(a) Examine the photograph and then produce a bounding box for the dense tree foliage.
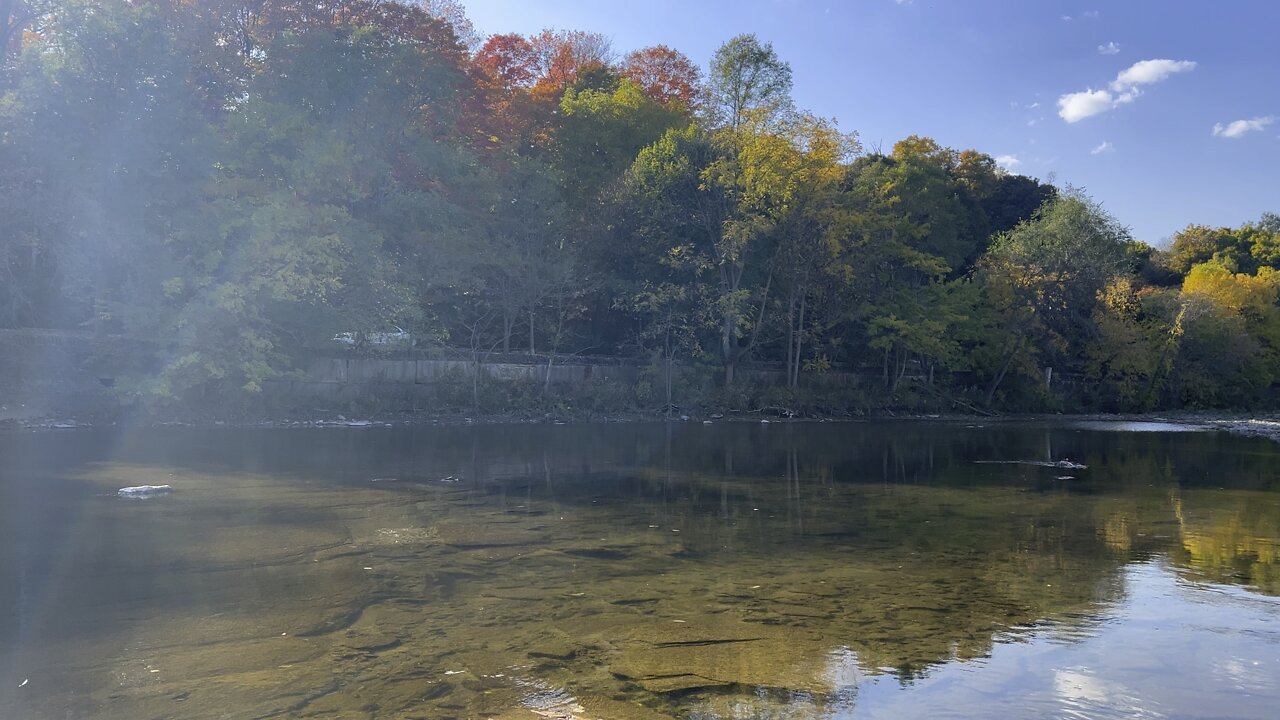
[2,0,1276,411]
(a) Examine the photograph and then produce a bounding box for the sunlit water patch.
[1066,420,1208,433]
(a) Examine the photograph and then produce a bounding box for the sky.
[459,0,1279,246]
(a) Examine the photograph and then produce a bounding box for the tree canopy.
[2,0,1275,413]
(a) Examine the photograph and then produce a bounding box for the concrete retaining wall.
[0,329,880,418]
[302,357,642,386]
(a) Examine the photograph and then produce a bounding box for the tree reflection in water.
[0,421,1277,719]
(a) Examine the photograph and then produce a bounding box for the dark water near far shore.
[1,421,1278,719]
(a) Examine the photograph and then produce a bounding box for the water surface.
[1,421,1278,719]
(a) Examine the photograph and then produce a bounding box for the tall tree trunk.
[791,292,807,389]
[717,257,734,386]
[985,332,1027,407]
[785,291,796,389]
[725,266,774,388]
[665,354,673,418]
[895,350,909,391]
[528,310,535,355]
[721,309,734,385]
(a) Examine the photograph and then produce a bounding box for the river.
[1,421,1277,719]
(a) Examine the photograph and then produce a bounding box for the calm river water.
[1,421,1278,719]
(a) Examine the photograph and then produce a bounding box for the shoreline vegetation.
[4,2,1280,424]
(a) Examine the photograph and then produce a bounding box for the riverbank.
[7,329,1280,440]
[7,407,1280,445]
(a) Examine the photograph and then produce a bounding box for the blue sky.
[460,0,1278,246]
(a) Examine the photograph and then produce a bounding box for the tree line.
[2,0,1278,411]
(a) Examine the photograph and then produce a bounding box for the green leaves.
[555,77,683,215]
[708,33,793,129]
[975,193,1135,405]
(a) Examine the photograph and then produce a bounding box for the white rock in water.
[118,485,173,498]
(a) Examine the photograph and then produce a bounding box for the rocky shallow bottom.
[6,460,1129,719]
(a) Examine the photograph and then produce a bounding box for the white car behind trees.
[332,326,413,347]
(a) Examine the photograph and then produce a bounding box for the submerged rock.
[117,485,173,498]
[611,616,829,694]
[517,679,584,719]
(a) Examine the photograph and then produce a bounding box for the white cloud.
[1097,41,1120,55]
[1056,669,1109,705]
[1112,59,1196,90]
[1060,14,1072,21]
[1083,10,1100,19]
[995,154,1021,170]
[1212,116,1275,138]
[1058,89,1115,122]
[1057,58,1197,122]
[1091,141,1114,155]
